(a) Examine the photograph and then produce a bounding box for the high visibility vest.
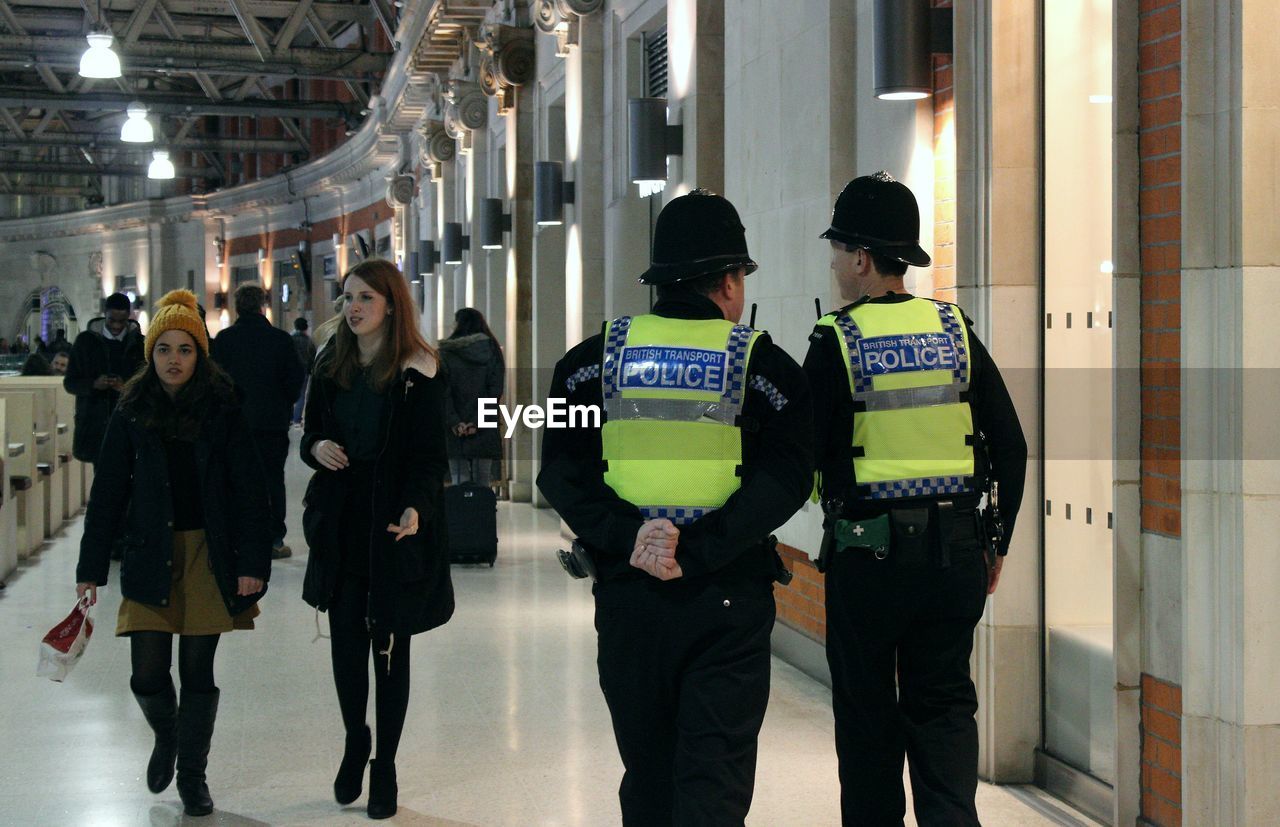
[600,314,762,524]
[816,297,975,500]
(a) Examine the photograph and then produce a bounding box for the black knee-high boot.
[132,677,178,793]
[176,687,219,817]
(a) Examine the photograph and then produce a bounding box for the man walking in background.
[211,284,305,559]
[64,292,144,465]
[290,317,317,425]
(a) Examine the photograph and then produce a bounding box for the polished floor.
[0,446,1101,826]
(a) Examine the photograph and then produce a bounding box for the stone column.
[508,83,536,503]
[667,0,725,192]
[530,93,567,509]
[568,11,605,346]
[1180,0,1280,821]
[956,0,1044,783]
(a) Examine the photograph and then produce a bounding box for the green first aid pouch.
[835,515,891,557]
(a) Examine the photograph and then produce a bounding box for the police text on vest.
[856,333,958,376]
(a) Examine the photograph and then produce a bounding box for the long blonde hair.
[324,259,435,392]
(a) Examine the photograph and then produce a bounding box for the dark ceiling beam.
[0,34,391,80]
[0,185,92,196]
[273,0,315,52]
[0,89,354,120]
[0,161,215,177]
[225,0,274,62]
[305,8,368,106]
[0,133,305,153]
[6,0,369,23]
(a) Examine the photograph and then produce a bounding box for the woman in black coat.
[76,290,272,817]
[439,307,505,486]
[300,259,453,820]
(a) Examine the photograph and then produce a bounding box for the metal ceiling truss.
[0,0,395,203]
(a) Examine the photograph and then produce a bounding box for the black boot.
[176,687,219,817]
[334,724,372,805]
[132,678,178,794]
[366,759,397,820]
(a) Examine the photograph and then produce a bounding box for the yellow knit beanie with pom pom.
[144,289,209,361]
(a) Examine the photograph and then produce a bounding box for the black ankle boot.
[334,725,372,805]
[176,687,219,817]
[132,679,178,794]
[366,759,397,820]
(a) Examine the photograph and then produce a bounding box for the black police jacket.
[210,313,306,432]
[537,294,814,595]
[75,398,273,614]
[804,292,1028,554]
[299,355,455,637]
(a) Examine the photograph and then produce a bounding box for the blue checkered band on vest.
[638,505,714,525]
[722,324,753,407]
[932,301,969,383]
[565,363,601,393]
[833,312,873,394]
[749,374,788,411]
[601,316,633,401]
[865,476,970,500]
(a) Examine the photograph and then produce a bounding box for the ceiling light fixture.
[873,0,952,101]
[120,101,153,143]
[147,149,174,180]
[79,31,122,79]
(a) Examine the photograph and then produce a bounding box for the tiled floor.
[0,446,1103,826]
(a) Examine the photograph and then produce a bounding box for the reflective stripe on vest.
[817,297,975,500]
[600,314,760,524]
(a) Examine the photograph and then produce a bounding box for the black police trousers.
[825,538,989,826]
[594,582,775,826]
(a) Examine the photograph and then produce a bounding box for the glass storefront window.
[1043,0,1115,788]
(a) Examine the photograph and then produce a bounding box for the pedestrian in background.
[210,284,305,559]
[64,292,144,465]
[439,307,505,486]
[291,317,318,425]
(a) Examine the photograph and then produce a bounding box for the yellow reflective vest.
[600,314,762,524]
[816,296,975,500]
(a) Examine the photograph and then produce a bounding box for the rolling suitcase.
[445,477,498,566]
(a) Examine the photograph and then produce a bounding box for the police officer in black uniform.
[805,173,1027,825]
[537,190,813,826]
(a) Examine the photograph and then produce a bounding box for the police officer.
[805,172,1027,825]
[537,190,813,826]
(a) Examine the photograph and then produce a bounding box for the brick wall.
[1140,674,1182,826]
[1138,0,1183,822]
[775,542,826,642]
[1138,0,1181,539]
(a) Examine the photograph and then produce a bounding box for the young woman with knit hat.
[300,259,453,819]
[75,289,273,818]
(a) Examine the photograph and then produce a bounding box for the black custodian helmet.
[820,171,931,267]
[639,189,759,285]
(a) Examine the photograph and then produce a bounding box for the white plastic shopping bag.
[37,595,95,682]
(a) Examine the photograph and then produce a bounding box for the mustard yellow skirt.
[117,529,259,636]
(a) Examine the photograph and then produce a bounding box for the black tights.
[328,577,411,763]
[130,631,220,695]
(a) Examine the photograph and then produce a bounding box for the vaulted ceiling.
[0,0,400,216]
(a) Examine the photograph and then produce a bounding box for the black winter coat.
[63,318,144,463]
[75,398,274,614]
[439,333,505,461]
[300,357,454,637]
[210,313,306,431]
